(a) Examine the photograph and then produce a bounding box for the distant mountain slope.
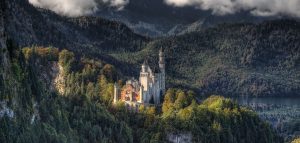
[3,0,150,77]
[111,20,300,97]
[5,0,147,54]
[3,0,300,97]
[96,0,275,37]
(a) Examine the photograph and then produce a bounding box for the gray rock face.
[0,101,14,118]
[167,132,192,143]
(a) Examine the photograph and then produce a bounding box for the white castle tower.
[113,82,119,104]
[113,48,166,106]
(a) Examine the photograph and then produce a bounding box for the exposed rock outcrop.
[0,101,14,118]
[167,132,192,143]
[54,63,66,95]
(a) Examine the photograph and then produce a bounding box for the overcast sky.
[28,0,129,17]
[29,0,300,18]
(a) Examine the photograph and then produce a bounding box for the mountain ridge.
[2,0,300,97]
[0,1,291,142]
[111,19,300,97]
[96,0,282,37]
[5,0,148,53]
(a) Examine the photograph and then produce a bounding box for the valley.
[232,97,300,141]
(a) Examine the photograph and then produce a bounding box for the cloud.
[103,0,129,10]
[28,0,129,17]
[164,0,300,17]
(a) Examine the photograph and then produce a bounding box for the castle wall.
[114,49,165,106]
[140,72,149,91]
[113,83,119,104]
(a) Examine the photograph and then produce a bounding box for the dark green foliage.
[59,49,75,73]
[2,0,295,141]
[22,47,59,62]
[111,20,300,97]
[0,46,283,143]
[0,46,132,143]
[4,0,300,98]
[159,92,283,143]
[110,89,282,143]
[281,119,300,142]
[6,0,300,97]
[0,96,133,143]
[5,0,148,59]
[292,138,300,143]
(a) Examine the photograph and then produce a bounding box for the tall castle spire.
[113,48,166,106]
[113,82,119,104]
[159,47,166,94]
[159,47,165,70]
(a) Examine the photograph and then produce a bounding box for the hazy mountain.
[5,0,147,53]
[3,0,300,98]
[96,0,275,37]
[111,20,300,97]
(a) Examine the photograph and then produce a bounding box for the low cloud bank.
[164,0,300,17]
[28,0,129,17]
[28,0,300,18]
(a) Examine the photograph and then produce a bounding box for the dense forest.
[111,20,300,97]
[0,0,299,142]
[0,41,133,142]
[3,0,300,98]
[0,38,282,142]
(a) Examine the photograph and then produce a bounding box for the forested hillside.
[3,0,300,97]
[4,0,147,57]
[0,0,296,142]
[0,43,282,142]
[0,41,133,142]
[112,20,300,97]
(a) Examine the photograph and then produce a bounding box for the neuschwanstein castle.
[113,48,166,106]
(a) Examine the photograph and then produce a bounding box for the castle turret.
[139,85,144,103]
[159,47,166,94]
[141,61,147,72]
[140,60,150,91]
[153,75,160,104]
[159,48,165,70]
[113,83,119,104]
[113,48,166,106]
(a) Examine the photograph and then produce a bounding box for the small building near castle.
[114,48,166,107]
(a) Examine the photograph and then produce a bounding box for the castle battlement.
[114,48,166,107]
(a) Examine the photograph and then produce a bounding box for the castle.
[113,48,165,107]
